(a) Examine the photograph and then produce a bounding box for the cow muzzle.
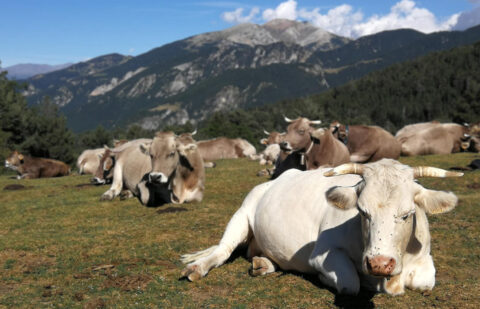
[366,255,396,277]
[91,177,105,185]
[148,172,168,184]
[279,142,292,152]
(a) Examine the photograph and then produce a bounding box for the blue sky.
[1,0,479,67]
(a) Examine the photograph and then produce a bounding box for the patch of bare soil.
[0,283,17,295]
[83,298,106,309]
[466,182,480,189]
[3,184,28,191]
[102,274,153,292]
[156,207,188,214]
[0,250,55,274]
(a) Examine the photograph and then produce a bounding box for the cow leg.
[181,182,269,281]
[404,254,435,292]
[250,256,276,277]
[101,165,123,201]
[180,208,252,281]
[349,153,371,163]
[120,190,134,200]
[309,248,360,295]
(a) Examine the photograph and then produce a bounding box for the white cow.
[181,159,461,295]
[76,148,104,175]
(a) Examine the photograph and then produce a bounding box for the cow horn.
[463,122,470,127]
[413,166,463,178]
[191,129,197,136]
[309,120,322,125]
[324,163,364,177]
[284,115,294,123]
[464,133,471,138]
[263,129,270,135]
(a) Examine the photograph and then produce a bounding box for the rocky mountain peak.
[188,19,348,48]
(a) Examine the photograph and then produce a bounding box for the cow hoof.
[249,257,269,276]
[181,265,203,281]
[100,192,114,201]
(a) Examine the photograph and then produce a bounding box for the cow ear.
[177,143,197,156]
[326,181,364,210]
[260,138,268,145]
[139,143,151,156]
[414,186,458,215]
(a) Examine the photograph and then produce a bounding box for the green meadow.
[0,153,479,308]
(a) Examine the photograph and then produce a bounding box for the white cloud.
[262,0,297,21]
[221,7,260,23]
[221,0,470,38]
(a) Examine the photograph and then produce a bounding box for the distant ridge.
[2,63,73,80]
[20,20,480,132]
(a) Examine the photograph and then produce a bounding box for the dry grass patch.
[0,154,479,307]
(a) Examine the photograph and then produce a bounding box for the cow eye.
[298,130,305,135]
[399,210,414,221]
[168,151,176,157]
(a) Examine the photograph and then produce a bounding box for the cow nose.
[149,172,168,184]
[366,255,396,276]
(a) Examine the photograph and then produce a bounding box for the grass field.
[0,153,479,308]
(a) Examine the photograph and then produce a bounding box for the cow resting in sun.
[180,159,462,295]
[77,140,128,175]
[395,122,475,156]
[276,116,350,175]
[76,148,104,175]
[137,131,205,206]
[196,137,257,163]
[5,151,70,179]
[330,121,401,163]
[96,138,153,200]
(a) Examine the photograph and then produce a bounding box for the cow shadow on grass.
[277,270,375,308]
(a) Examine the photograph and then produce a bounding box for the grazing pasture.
[0,154,479,308]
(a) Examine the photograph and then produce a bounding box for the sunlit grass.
[0,153,478,307]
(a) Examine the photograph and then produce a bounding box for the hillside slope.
[23,21,480,132]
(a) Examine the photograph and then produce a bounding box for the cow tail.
[180,245,218,264]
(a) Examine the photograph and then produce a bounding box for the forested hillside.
[191,41,480,147]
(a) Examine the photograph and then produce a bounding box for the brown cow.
[137,131,205,205]
[395,122,474,156]
[281,117,350,170]
[196,137,256,162]
[330,121,401,162]
[5,151,70,179]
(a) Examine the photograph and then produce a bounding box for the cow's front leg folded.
[309,248,360,295]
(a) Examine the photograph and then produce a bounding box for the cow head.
[324,159,461,278]
[92,147,115,185]
[140,131,197,181]
[5,151,24,170]
[260,130,285,145]
[280,116,322,151]
[330,121,347,142]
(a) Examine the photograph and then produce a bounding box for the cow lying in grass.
[4,151,70,179]
[181,159,462,295]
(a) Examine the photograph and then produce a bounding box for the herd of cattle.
[3,118,479,296]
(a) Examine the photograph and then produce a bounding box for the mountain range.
[21,19,480,132]
[2,63,72,80]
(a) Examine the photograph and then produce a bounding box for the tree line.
[1,41,479,166]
